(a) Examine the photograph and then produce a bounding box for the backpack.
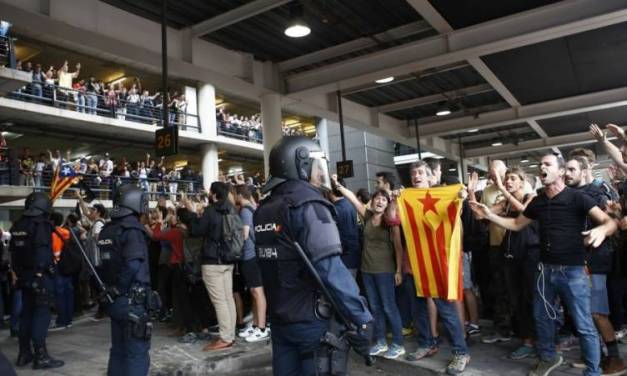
[55,228,83,276]
[219,206,245,263]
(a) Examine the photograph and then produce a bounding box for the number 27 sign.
[155,126,179,157]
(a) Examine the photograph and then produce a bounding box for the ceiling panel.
[537,106,627,137]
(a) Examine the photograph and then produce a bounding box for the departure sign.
[336,160,354,178]
[155,126,179,157]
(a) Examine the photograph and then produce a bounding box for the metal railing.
[217,123,263,144]
[7,82,200,132]
[0,161,203,201]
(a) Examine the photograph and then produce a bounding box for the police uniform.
[10,192,64,369]
[99,184,156,376]
[255,136,373,376]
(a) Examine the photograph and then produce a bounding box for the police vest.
[254,184,336,325]
[10,216,50,272]
[98,220,148,288]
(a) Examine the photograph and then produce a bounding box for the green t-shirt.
[360,210,396,274]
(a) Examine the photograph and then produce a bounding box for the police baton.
[293,242,374,367]
[68,228,114,303]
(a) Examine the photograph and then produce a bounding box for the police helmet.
[262,136,331,193]
[109,184,147,219]
[23,192,52,217]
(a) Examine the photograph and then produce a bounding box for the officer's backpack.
[219,207,245,263]
[55,228,83,276]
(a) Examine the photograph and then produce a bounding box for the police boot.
[33,345,64,369]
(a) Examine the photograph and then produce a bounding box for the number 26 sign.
[155,126,179,157]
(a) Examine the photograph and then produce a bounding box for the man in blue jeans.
[403,161,470,375]
[472,154,617,376]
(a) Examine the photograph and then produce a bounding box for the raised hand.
[589,123,606,142]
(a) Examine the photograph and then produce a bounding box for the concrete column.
[261,93,282,177]
[197,82,216,138]
[316,118,330,158]
[201,143,219,190]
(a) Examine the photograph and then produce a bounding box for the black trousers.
[171,265,195,333]
[504,259,536,340]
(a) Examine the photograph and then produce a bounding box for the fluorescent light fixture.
[491,142,503,146]
[436,109,451,116]
[218,158,223,162]
[110,76,127,86]
[285,21,310,38]
[520,159,529,163]
[375,77,394,84]
[528,164,538,168]
[448,168,456,172]
[467,128,479,133]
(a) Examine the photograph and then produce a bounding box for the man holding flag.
[396,160,470,374]
[49,161,80,202]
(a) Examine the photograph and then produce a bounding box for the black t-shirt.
[575,184,612,274]
[523,187,596,266]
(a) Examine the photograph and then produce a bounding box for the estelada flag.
[49,162,79,202]
[397,184,464,300]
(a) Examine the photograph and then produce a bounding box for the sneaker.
[245,327,270,343]
[48,323,66,332]
[238,326,255,338]
[529,356,563,376]
[510,345,536,360]
[91,312,106,322]
[602,356,626,376]
[615,329,627,342]
[383,344,406,360]
[446,353,471,375]
[466,324,481,337]
[571,358,586,369]
[406,346,438,361]
[369,341,389,356]
[481,332,511,344]
[208,324,220,335]
[178,332,198,344]
[557,335,578,352]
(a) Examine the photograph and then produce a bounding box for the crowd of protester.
[4,123,627,374]
[9,59,190,126]
[216,107,306,144]
[5,149,214,202]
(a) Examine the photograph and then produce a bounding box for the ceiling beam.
[376,83,493,113]
[286,0,627,94]
[189,0,291,37]
[407,0,561,155]
[409,86,627,138]
[464,131,615,158]
[278,20,432,72]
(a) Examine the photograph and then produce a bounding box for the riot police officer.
[99,184,157,376]
[11,192,64,369]
[254,136,373,375]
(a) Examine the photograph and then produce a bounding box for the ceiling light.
[520,158,529,163]
[285,3,310,38]
[375,77,394,84]
[109,76,127,86]
[467,129,479,133]
[491,142,503,146]
[448,168,456,172]
[528,164,538,168]
[285,22,310,37]
[436,108,451,116]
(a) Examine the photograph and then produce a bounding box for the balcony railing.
[217,122,263,144]
[7,82,200,132]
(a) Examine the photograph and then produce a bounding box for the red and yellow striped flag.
[397,185,464,300]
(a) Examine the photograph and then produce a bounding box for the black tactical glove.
[100,286,121,303]
[345,321,374,357]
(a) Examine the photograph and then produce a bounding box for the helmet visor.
[309,151,332,192]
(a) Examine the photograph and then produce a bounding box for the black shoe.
[16,352,33,367]
[33,346,64,369]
